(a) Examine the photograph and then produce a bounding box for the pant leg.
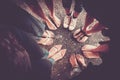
[13,28,52,80]
[62,0,72,9]
[74,0,82,13]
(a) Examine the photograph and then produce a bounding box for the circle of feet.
[39,24,110,80]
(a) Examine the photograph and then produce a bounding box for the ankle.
[73,12,79,18]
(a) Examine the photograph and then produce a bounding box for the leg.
[45,0,54,16]
[62,0,72,28]
[86,23,106,35]
[69,0,82,30]
[62,0,72,15]
[24,0,57,30]
[82,14,94,32]
[74,0,82,18]
[45,0,61,27]
[24,0,46,19]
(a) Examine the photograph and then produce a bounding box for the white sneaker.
[69,18,77,31]
[63,15,71,28]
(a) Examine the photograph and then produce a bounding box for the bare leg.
[82,14,94,32]
[45,0,61,27]
[86,23,106,35]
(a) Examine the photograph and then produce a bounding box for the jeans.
[62,0,82,13]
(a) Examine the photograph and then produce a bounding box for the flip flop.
[75,54,87,67]
[48,45,62,58]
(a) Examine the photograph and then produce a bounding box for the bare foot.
[82,45,97,51]
[73,29,89,43]
[76,54,87,67]
[69,54,79,68]
[50,14,61,28]
[83,51,100,59]
[45,17,57,30]
[42,30,55,38]
[48,45,62,58]
[51,49,66,61]
[38,37,53,46]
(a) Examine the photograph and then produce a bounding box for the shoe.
[45,17,57,30]
[48,45,62,58]
[63,15,71,28]
[76,54,87,67]
[51,49,66,61]
[69,17,77,31]
[50,14,61,28]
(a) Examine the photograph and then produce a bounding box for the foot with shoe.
[63,11,80,31]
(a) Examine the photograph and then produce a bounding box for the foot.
[48,45,62,58]
[83,51,100,59]
[45,17,57,30]
[69,17,77,31]
[76,54,87,67]
[50,14,61,28]
[63,15,71,28]
[38,37,53,46]
[42,30,55,38]
[73,29,89,43]
[51,49,66,61]
[81,45,97,51]
[69,54,79,68]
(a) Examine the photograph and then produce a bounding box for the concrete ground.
[19,0,110,80]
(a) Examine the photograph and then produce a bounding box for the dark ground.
[36,0,110,80]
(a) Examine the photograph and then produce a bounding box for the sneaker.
[63,15,71,28]
[69,17,77,31]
